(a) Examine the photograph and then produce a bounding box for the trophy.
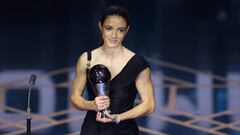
[88,64,111,118]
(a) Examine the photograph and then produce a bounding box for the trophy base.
[100,109,111,118]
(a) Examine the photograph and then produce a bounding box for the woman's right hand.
[94,96,110,111]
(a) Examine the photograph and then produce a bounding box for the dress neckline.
[110,54,136,82]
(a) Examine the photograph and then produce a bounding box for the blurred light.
[217,8,227,21]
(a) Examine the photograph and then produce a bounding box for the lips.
[108,39,118,43]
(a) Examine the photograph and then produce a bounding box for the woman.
[71,5,155,135]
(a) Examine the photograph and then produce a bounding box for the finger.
[98,117,112,123]
[96,96,109,100]
[104,100,110,105]
[95,97,103,103]
[95,101,105,108]
[98,107,105,111]
[105,97,110,101]
[102,96,109,99]
[106,114,115,119]
[98,104,108,110]
[96,99,109,105]
[97,106,104,111]
[105,102,110,106]
[103,104,110,109]
[96,112,101,120]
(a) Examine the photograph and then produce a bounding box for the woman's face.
[99,15,129,48]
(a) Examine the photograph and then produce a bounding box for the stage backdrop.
[0,0,240,135]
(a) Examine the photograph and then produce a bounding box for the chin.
[105,43,119,48]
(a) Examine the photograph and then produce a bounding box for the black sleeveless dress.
[80,54,150,135]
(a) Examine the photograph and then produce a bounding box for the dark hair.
[100,5,130,26]
[98,5,130,46]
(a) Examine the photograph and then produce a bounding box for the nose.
[111,30,117,38]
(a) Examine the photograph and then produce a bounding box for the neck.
[101,45,124,58]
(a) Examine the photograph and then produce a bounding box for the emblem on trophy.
[88,64,111,117]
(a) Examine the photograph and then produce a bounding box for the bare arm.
[71,52,110,111]
[70,52,96,111]
[97,67,155,122]
[119,67,155,120]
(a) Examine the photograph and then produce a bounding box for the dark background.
[1,0,239,73]
[1,0,240,134]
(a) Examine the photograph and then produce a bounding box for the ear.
[98,22,102,31]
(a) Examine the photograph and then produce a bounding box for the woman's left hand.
[96,111,118,123]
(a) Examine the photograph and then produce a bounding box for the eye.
[105,26,112,31]
[118,28,126,32]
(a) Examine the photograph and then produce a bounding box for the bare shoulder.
[76,52,88,70]
[78,48,102,68]
[89,47,103,62]
[123,47,135,57]
[91,47,102,55]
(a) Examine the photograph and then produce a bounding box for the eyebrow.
[104,25,126,29]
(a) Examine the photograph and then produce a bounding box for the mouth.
[108,39,118,43]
